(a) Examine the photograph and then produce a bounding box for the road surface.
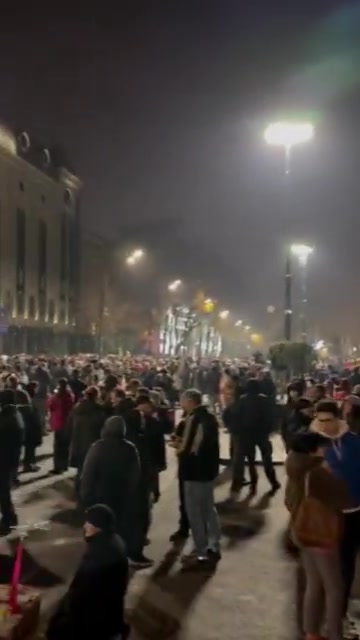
[0,429,302,639]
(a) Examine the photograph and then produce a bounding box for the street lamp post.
[291,244,313,342]
[264,121,314,340]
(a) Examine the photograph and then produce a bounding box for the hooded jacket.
[311,418,360,510]
[80,416,140,517]
[285,450,352,517]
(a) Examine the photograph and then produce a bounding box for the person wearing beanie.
[47,503,130,640]
[80,415,143,566]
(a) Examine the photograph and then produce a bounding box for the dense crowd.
[1,354,360,639]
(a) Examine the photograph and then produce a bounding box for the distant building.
[0,125,82,353]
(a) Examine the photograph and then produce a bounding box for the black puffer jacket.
[0,405,23,473]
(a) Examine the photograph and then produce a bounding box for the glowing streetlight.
[126,248,145,266]
[235,320,243,327]
[219,310,229,320]
[244,325,251,332]
[291,244,313,266]
[264,121,314,175]
[168,279,182,292]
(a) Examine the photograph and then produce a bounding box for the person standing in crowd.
[285,431,352,640]
[48,378,74,475]
[0,390,23,535]
[169,410,190,543]
[80,416,141,567]
[68,368,87,404]
[175,389,221,570]
[284,397,314,451]
[227,378,280,497]
[31,360,52,433]
[22,382,43,473]
[68,386,107,495]
[46,504,130,640]
[125,394,165,561]
[311,400,360,638]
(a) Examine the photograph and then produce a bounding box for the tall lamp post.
[264,121,314,340]
[291,244,313,342]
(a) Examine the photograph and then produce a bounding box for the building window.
[48,300,55,324]
[28,295,36,320]
[16,208,26,316]
[4,290,13,316]
[60,211,68,301]
[19,181,24,192]
[38,219,47,320]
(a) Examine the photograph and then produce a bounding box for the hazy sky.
[0,1,359,338]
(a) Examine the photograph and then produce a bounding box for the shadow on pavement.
[128,551,215,640]
[0,545,62,588]
[50,507,84,529]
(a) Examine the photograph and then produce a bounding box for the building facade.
[0,125,81,354]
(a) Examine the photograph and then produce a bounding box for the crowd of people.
[1,354,360,638]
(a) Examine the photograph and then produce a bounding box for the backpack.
[291,471,341,548]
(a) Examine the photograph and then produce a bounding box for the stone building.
[0,125,81,353]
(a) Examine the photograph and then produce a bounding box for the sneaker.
[207,549,222,563]
[181,554,211,571]
[169,529,189,543]
[128,555,154,569]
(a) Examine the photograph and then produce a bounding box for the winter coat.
[80,417,140,521]
[0,405,23,474]
[47,531,129,640]
[176,405,219,482]
[68,399,107,469]
[48,390,74,432]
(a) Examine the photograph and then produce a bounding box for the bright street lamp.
[168,279,182,292]
[264,121,314,175]
[126,248,145,266]
[244,325,251,332]
[291,244,313,267]
[219,310,229,320]
[235,320,243,327]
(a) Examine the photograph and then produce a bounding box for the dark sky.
[1,1,360,339]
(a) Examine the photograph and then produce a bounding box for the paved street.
[0,429,297,639]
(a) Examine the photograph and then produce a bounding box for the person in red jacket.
[48,378,74,474]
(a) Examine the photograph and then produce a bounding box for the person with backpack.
[285,431,352,640]
[311,400,360,638]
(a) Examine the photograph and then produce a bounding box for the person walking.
[48,378,74,474]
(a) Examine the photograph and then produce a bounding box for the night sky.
[1,1,359,339]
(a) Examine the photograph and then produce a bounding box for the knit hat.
[85,504,116,533]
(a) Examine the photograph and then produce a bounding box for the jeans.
[302,548,343,640]
[184,481,221,557]
[178,477,189,533]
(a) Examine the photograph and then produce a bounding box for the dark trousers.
[0,473,17,527]
[340,510,360,615]
[178,477,189,533]
[126,480,151,558]
[53,431,69,472]
[231,434,277,492]
[23,442,37,467]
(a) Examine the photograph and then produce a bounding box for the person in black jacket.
[46,504,130,640]
[176,389,221,569]
[227,378,280,497]
[80,416,140,564]
[0,390,23,535]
